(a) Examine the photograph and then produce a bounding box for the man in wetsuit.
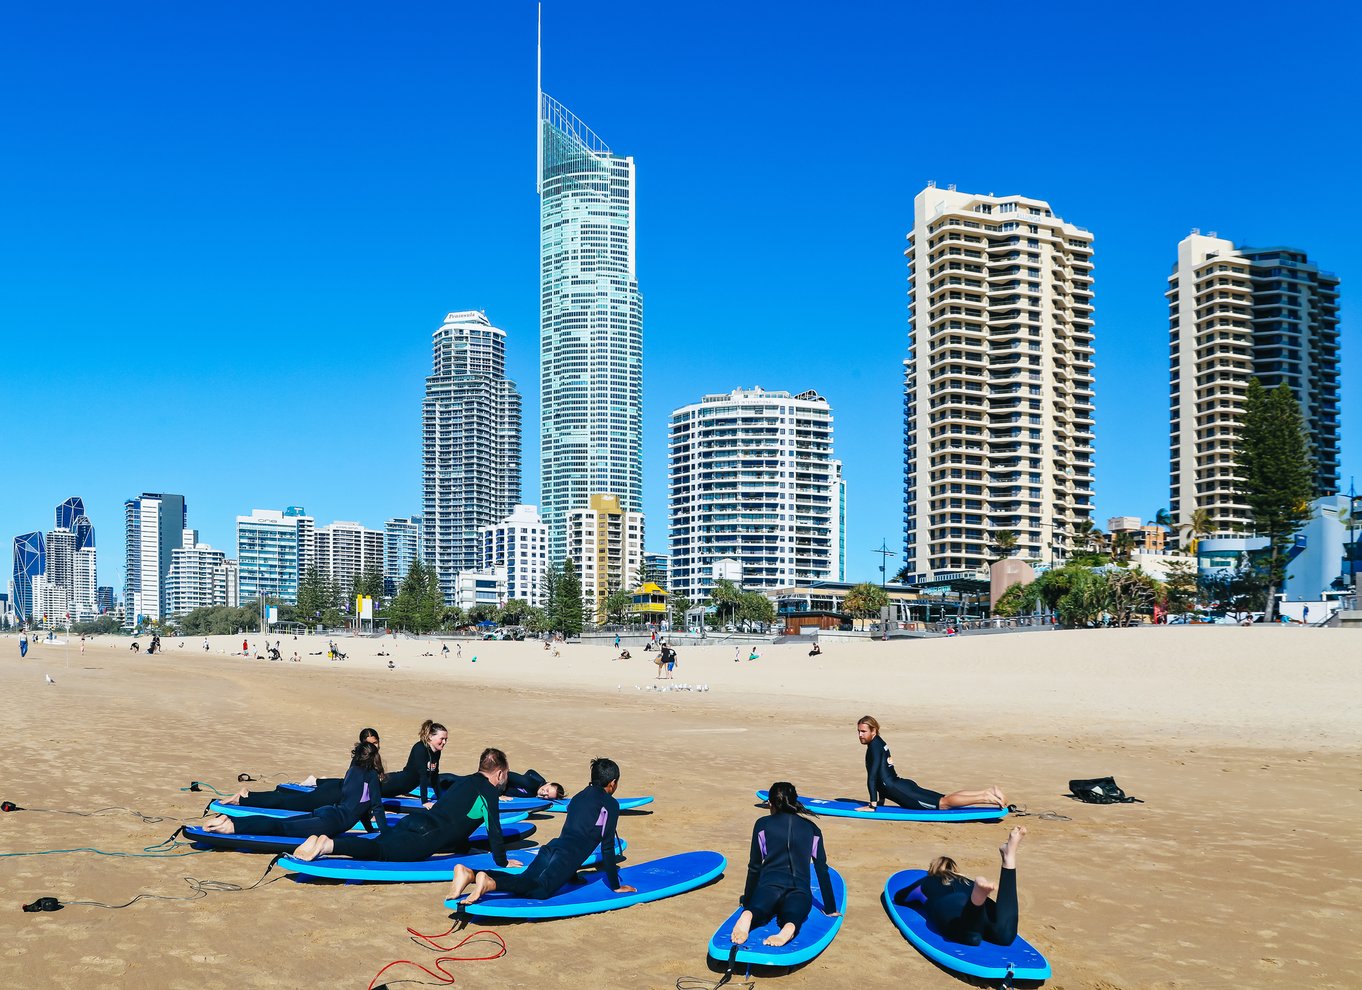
[293,747,521,866]
[452,757,634,903]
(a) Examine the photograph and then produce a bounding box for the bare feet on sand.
[763,922,797,947]
[292,835,334,861]
[729,910,753,944]
[988,785,1007,807]
[1000,824,1026,869]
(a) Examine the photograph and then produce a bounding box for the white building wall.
[479,504,549,606]
[73,547,98,622]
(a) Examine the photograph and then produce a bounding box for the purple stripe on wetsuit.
[811,834,820,858]
[596,807,608,836]
[757,829,767,858]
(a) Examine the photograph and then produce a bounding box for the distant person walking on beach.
[241,638,249,655]
[203,638,210,652]
[441,642,450,658]
[80,635,86,654]
[19,633,27,658]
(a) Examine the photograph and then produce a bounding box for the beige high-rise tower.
[902,185,1096,580]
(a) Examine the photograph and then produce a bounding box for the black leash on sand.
[2,800,209,826]
[1006,804,1072,822]
[22,853,283,912]
[676,944,755,990]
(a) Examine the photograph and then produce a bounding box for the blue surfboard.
[707,865,845,967]
[190,817,536,852]
[883,869,1050,981]
[279,837,627,882]
[755,791,1006,823]
[208,802,528,827]
[545,796,653,813]
[446,850,725,919]
[384,795,551,814]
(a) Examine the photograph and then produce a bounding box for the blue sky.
[3,1,1359,594]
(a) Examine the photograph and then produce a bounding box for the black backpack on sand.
[1068,776,1143,804]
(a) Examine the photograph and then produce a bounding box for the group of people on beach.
[197,712,1022,951]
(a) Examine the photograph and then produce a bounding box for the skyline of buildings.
[421,310,523,605]
[538,81,644,566]
[669,387,846,603]
[902,186,1097,582]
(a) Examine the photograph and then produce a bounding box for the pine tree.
[556,558,584,636]
[1235,379,1315,620]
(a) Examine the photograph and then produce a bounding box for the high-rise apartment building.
[669,387,844,603]
[480,504,549,606]
[539,69,643,564]
[43,526,76,621]
[421,311,522,605]
[124,493,187,625]
[72,546,98,622]
[314,521,385,594]
[566,494,644,622]
[1168,234,1341,537]
[236,507,312,605]
[97,586,115,614]
[166,530,233,617]
[383,516,422,597]
[903,186,1096,579]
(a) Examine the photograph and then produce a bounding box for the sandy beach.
[2,627,1359,990]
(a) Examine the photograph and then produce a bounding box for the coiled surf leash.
[1,800,210,826]
[1006,804,1072,822]
[20,852,282,912]
[181,772,290,798]
[367,921,507,989]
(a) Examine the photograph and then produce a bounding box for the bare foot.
[220,788,246,805]
[971,875,997,905]
[1000,824,1026,869]
[763,922,797,947]
[729,910,753,944]
[202,815,235,834]
[463,871,496,905]
[449,864,474,901]
[301,775,317,787]
[988,785,1007,807]
[293,835,334,862]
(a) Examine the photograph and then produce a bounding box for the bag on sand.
[1068,776,1143,804]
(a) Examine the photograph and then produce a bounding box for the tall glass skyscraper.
[538,45,643,565]
[421,311,522,605]
[11,531,45,622]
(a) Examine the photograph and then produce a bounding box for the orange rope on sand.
[366,927,507,990]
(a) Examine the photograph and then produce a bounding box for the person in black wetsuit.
[216,727,385,812]
[731,781,840,947]
[452,757,634,904]
[856,715,1006,812]
[200,741,386,839]
[382,719,448,804]
[505,769,566,801]
[292,747,522,866]
[893,826,1027,946]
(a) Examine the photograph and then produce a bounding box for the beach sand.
[2,627,1359,989]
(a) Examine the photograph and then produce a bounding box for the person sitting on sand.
[809,642,822,657]
[730,781,839,948]
[892,826,1028,947]
[290,652,300,662]
[201,740,385,839]
[130,641,141,653]
[856,715,1006,812]
[748,648,761,662]
[450,757,632,905]
[618,648,632,660]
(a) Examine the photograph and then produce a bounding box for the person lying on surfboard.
[856,715,1006,812]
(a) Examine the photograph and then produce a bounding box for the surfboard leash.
[675,945,755,990]
[19,853,283,911]
[1,801,210,825]
[1006,804,1073,822]
[367,923,507,990]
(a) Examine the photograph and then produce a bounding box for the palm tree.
[1072,518,1096,551]
[1179,507,1216,555]
[1153,508,1173,531]
[989,529,1018,562]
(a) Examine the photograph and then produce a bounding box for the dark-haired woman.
[201,740,386,838]
[730,781,839,947]
[856,715,1005,812]
[218,728,383,811]
[893,826,1027,946]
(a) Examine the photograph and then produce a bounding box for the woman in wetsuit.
[893,826,1027,946]
[856,715,1006,812]
[384,719,448,803]
[217,727,384,811]
[201,740,386,838]
[730,781,839,947]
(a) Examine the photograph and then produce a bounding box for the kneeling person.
[451,757,635,903]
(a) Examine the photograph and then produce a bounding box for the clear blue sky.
[3,1,1358,595]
